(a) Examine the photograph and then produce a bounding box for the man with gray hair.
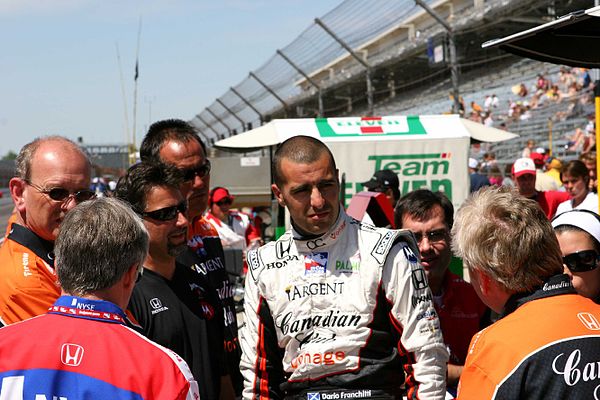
[452,186,600,399]
[0,136,94,326]
[0,197,199,399]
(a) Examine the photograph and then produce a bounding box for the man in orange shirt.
[453,186,600,399]
[0,136,93,326]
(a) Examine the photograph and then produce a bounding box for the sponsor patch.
[402,245,418,263]
[411,268,429,290]
[374,231,395,255]
[304,252,328,275]
[416,310,438,321]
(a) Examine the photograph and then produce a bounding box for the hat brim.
[513,170,536,178]
[361,180,382,189]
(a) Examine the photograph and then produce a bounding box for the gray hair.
[451,186,563,292]
[15,136,91,180]
[55,197,149,295]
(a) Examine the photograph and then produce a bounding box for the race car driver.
[239,135,448,400]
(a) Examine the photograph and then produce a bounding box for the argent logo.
[150,298,162,310]
[578,312,600,330]
[61,343,84,367]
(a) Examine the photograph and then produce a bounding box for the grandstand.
[194,0,593,168]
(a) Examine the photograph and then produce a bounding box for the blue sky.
[0,0,340,156]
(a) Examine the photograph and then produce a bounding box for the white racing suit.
[240,210,448,399]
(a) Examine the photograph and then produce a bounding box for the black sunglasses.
[181,160,211,182]
[25,180,96,203]
[216,199,232,206]
[143,202,188,222]
[563,250,600,272]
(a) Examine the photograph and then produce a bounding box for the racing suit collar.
[500,273,576,319]
[292,209,346,252]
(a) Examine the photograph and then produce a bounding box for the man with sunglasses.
[395,189,489,394]
[0,136,93,326]
[139,119,239,398]
[115,162,225,400]
[452,186,600,399]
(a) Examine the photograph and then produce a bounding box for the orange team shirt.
[0,223,60,325]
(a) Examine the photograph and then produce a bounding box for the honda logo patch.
[61,343,84,367]
[578,312,600,330]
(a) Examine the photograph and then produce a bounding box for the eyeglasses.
[412,229,447,244]
[563,250,600,272]
[216,199,232,206]
[181,160,211,182]
[142,201,188,221]
[25,180,96,203]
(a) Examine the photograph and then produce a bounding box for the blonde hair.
[452,186,563,292]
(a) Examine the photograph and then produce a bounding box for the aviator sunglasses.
[25,180,96,203]
[181,160,211,182]
[563,250,600,273]
[142,201,188,222]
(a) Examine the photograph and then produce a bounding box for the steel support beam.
[277,49,324,117]
[216,99,245,132]
[249,72,288,116]
[230,87,264,124]
[315,18,373,115]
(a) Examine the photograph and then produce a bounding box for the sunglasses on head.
[563,250,600,272]
[25,180,96,203]
[143,201,188,221]
[181,160,211,182]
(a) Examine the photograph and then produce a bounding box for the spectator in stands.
[468,158,490,193]
[483,95,492,111]
[490,94,499,108]
[521,139,535,158]
[205,186,262,252]
[530,152,560,192]
[580,152,597,193]
[470,101,482,114]
[453,186,600,398]
[0,136,93,326]
[556,160,598,215]
[361,169,401,208]
[512,157,569,219]
[0,197,200,398]
[544,156,563,187]
[395,189,489,395]
[488,165,503,186]
[115,162,227,400]
[139,119,240,397]
[502,164,515,188]
[552,209,600,302]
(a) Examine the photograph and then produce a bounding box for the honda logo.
[61,343,84,367]
[411,268,428,290]
[150,298,162,310]
[578,312,600,330]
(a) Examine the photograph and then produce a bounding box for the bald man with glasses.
[0,136,93,326]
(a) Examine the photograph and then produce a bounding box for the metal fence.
[191,0,442,143]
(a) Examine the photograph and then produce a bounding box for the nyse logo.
[61,343,84,367]
[411,268,428,290]
[578,312,600,330]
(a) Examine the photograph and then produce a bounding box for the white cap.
[512,157,536,178]
[535,147,546,154]
[552,210,600,244]
[468,158,478,169]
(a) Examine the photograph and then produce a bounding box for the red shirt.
[534,191,570,219]
[435,271,488,365]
